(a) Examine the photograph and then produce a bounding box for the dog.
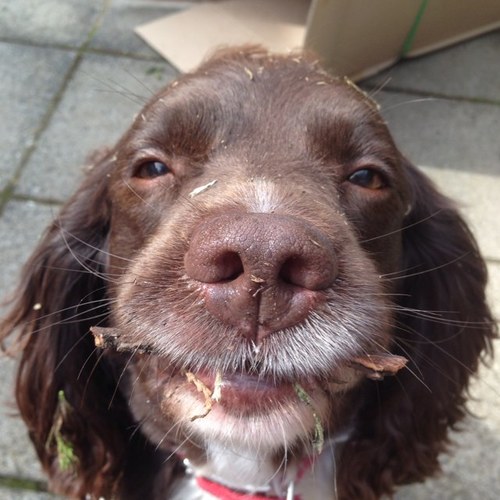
[1,47,496,499]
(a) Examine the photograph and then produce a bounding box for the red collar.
[196,475,302,500]
[194,455,315,500]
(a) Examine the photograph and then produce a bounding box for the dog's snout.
[184,213,337,341]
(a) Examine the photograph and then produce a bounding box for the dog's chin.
[160,370,345,453]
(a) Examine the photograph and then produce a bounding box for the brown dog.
[1,47,495,499]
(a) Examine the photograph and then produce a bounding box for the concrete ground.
[0,1,498,498]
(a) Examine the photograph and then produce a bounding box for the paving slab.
[16,53,177,201]
[0,43,76,192]
[89,0,187,58]
[0,201,57,307]
[0,0,105,48]
[395,413,500,500]
[0,356,46,482]
[364,29,500,103]
[421,166,500,262]
[372,90,500,175]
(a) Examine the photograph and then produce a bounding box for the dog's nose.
[184,212,337,342]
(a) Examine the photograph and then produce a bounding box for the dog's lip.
[185,370,305,410]
[197,370,295,392]
[218,372,279,389]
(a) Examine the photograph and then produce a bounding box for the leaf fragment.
[351,354,408,380]
[185,371,224,420]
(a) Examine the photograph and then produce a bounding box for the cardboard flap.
[136,0,309,73]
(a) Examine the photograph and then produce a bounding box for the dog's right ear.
[1,147,114,348]
[0,150,133,497]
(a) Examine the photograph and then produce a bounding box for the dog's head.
[108,49,410,447]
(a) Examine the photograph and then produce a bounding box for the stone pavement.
[0,1,498,498]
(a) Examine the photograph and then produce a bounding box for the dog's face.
[102,51,412,455]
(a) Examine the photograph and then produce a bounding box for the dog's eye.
[135,161,171,179]
[348,168,386,189]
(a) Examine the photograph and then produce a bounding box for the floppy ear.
[0,151,146,497]
[338,162,496,498]
[398,162,495,399]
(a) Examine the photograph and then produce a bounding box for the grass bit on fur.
[294,383,324,454]
[46,390,79,472]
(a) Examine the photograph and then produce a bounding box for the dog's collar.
[195,475,300,500]
[187,457,309,500]
[183,431,352,500]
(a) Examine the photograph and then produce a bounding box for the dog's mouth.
[169,354,402,420]
[174,368,332,451]
[91,325,408,417]
[184,370,306,414]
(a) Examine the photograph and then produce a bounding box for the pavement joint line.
[0,36,165,63]
[0,1,111,217]
[10,193,64,207]
[82,44,167,63]
[0,473,48,493]
[0,37,80,54]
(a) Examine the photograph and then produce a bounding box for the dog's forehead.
[152,53,376,124]
[137,54,388,159]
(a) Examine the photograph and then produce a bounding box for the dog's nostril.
[279,256,307,287]
[216,251,244,282]
[280,253,336,291]
[185,248,244,283]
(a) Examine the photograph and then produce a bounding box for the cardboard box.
[136,0,500,79]
[136,0,309,73]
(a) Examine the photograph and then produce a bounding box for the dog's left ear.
[399,160,496,376]
[337,160,496,498]
[390,159,496,476]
